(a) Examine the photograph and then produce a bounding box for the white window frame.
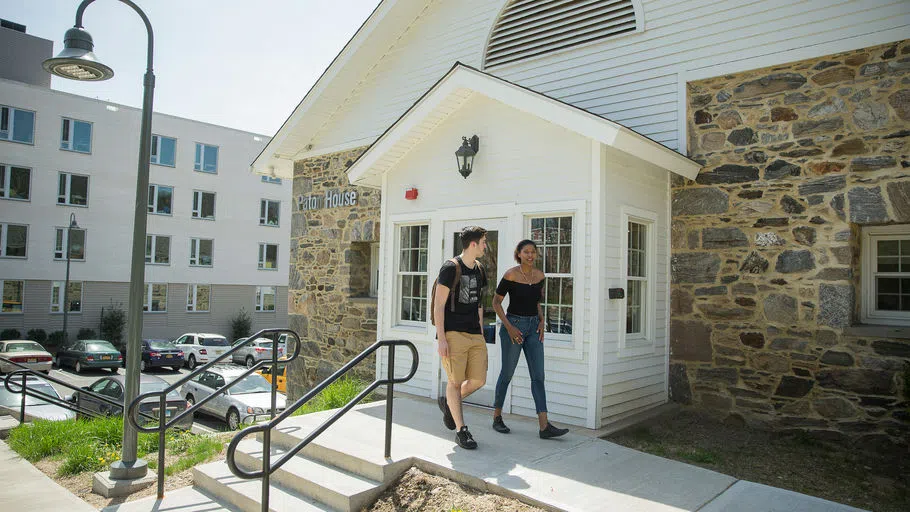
[60,117,92,153]
[0,223,28,259]
[189,237,214,267]
[54,227,86,261]
[143,283,168,312]
[259,199,280,227]
[57,172,89,207]
[255,285,276,312]
[192,190,216,220]
[395,223,430,327]
[618,206,658,357]
[370,243,380,298]
[0,164,31,201]
[526,213,577,343]
[258,243,279,270]
[50,281,82,314]
[861,224,910,326]
[0,105,35,144]
[150,134,176,167]
[0,279,25,314]
[148,184,174,215]
[145,234,171,265]
[194,142,218,173]
[187,284,211,312]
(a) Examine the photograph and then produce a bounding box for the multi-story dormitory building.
[0,21,290,340]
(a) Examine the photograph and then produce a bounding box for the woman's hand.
[537,320,545,343]
[506,324,523,344]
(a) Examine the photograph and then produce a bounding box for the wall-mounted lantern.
[456,135,479,179]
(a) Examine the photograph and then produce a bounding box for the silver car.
[0,340,53,374]
[0,375,76,421]
[231,337,285,368]
[180,366,285,430]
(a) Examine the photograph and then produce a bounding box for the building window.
[150,134,176,167]
[190,238,214,267]
[54,227,86,260]
[144,283,167,312]
[147,184,173,215]
[258,243,278,270]
[0,105,35,144]
[530,216,573,334]
[145,234,170,264]
[261,176,282,184]
[255,286,276,311]
[259,199,280,226]
[194,143,218,173]
[187,284,210,312]
[626,221,649,336]
[58,172,89,206]
[1,280,24,313]
[397,224,428,323]
[50,281,82,313]
[0,223,28,258]
[60,118,92,153]
[862,224,910,325]
[1,164,30,200]
[192,190,215,220]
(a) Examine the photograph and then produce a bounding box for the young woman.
[491,239,569,439]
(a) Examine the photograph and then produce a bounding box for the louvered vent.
[484,0,638,69]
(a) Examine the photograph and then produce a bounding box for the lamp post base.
[109,458,149,480]
[93,466,155,498]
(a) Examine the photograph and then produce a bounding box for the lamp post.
[62,213,79,343]
[45,0,155,482]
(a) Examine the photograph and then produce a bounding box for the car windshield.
[3,342,44,352]
[140,380,182,400]
[86,342,116,352]
[0,382,59,406]
[200,337,229,347]
[229,374,272,395]
[147,341,176,350]
[255,341,274,349]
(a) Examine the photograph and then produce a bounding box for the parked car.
[173,333,230,370]
[0,375,75,421]
[257,359,287,393]
[55,339,122,373]
[71,373,193,429]
[0,340,53,374]
[231,337,285,368]
[181,366,286,430]
[122,339,184,372]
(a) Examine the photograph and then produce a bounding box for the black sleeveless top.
[495,278,544,317]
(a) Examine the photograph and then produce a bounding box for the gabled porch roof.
[347,63,702,188]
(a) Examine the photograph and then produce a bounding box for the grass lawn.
[291,376,374,416]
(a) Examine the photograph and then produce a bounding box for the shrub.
[100,301,126,348]
[77,328,97,340]
[1,328,21,340]
[46,330,67,347]
[26,329,47,343]
[231,308,252,340]
[292,377,371,416]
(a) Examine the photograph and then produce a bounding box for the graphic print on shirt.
[458,274,479,304]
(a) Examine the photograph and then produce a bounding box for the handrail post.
[261,427,271,512]
[385,344,395,459]
[270,333,277,420]
[19,373,26,423]
[157,393,166,498]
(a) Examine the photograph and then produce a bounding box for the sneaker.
[438,395,456,431]
[492,415,510,434]
[456,426,477,449]
[539,422,569,439]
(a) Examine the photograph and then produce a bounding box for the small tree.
[231,308,252,341]
[27,329,48,343]
[47,330,66,347]
[100,301,127,348]
[77,328,97,340]
[1,328,21,340]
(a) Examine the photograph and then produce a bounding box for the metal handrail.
[225,339,418,512]
[126,328,301,498]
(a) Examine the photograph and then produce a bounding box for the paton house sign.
[298,189,358,211]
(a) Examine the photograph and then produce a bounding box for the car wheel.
[75,361,82,373]
[172,366,181,372]
[188,355,197,370]
[246,356,255,369]
[109,367,118,374]
[140,360,147,372]
[227,408,240,430]
[185,394,197,417]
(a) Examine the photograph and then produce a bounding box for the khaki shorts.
[441,331,488,384]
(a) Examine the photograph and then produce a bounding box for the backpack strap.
[449,257,462,313]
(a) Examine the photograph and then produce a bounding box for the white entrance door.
[439,217,508,407]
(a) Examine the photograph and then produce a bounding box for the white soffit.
[347,63,702,187]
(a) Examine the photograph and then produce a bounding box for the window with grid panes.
[144,283,168,312]
[0,106,35,144]
[255,286,276,312]
[258,243,278,269]
[0,223,28,258]
[60,118,92,153]
[1,280,24,313]
[148,184,173,215]
[1,164,30,200]
[530,216,573,334]
[145,235,170,264]
[192,190,216,220]
[51,281,82,313]
[863,225,910,324]
[626,221,647,336]
[398,225,428,323]
[58,172,89,206]
[187,284,210,312]
[150,135,176,166]
[190,238,213,266]
[54,227,85,260]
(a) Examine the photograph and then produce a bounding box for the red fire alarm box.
[405,187,418,200]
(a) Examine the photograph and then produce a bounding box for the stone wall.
[287,147,381,400]
[671,40,910,450]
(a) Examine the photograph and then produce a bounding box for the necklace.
[518,265,532,284]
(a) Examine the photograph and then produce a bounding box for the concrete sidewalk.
[0,438,96,511]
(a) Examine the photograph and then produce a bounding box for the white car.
[173,333,230,370]
[231,337,286,368]
[180,366,286,430]
[0,340,53,374]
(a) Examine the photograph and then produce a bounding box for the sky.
[5,0,380,136]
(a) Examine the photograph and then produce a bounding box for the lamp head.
[69,213,80,230]
[43,27,114,81]
[455,135,479,179]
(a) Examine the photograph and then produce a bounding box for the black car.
[71,373,193,429]
[123,339,185,372]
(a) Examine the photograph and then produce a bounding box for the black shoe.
[492,415,510,434]
[539,422,569,439]
[438,396,456,431]
[456,426,477,449]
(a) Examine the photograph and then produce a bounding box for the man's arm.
[435,282,451,357]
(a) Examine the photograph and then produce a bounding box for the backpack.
[430,256,483,326]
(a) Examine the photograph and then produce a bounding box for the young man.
[435,226,488,449]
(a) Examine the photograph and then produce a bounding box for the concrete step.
[234,439,383,512]
[101,486,234,512]
[193,461,331,512]
[0,415,19,439]
[265,427,394,483]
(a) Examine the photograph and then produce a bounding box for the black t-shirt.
[437,258,487,334]
[495,278,544,317]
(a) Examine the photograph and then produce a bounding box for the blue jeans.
[494,314,547,413]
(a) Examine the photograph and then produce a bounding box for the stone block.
[671,253,721,284]
[851,156,897,172]
[792,226,816,246]
[727,128,758,146]
[750,352,790,373]
[699,392,733,410]
[775,250,816,273]
[670,288,694,315]
[807,96,846,118]
[798,175,846,195]
[774,376,815,398]
[849,186,890,224]
[670,320,713,361]
[780,195,805,214]
[888,89,910,121]
[770,107,798,122]
[697,367,739,385]
[871,340,910,358]
[753,217,789,227]
[668,363,692,404]
[697,303,754,320]
[792,117,844,137]
[700,132,727,151]
[672,188,729,215]
[769,338,809,351]
[755,232,786,246]
[733,283,757,295]
[810,66,855,86]
[814,267,852,281]
[734,72,807,98]
[816,369,895,395]
[764,159,801,180]
[702,227,748,248]
[694,285,727,296]
[853,101,890,130]
[763,294,798,324]
[820,350,855,366]
[830,138,867,156]
[740,332,765,348]
[696,164,760,184]
[886,181,910,222]
[716,110,743,128]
